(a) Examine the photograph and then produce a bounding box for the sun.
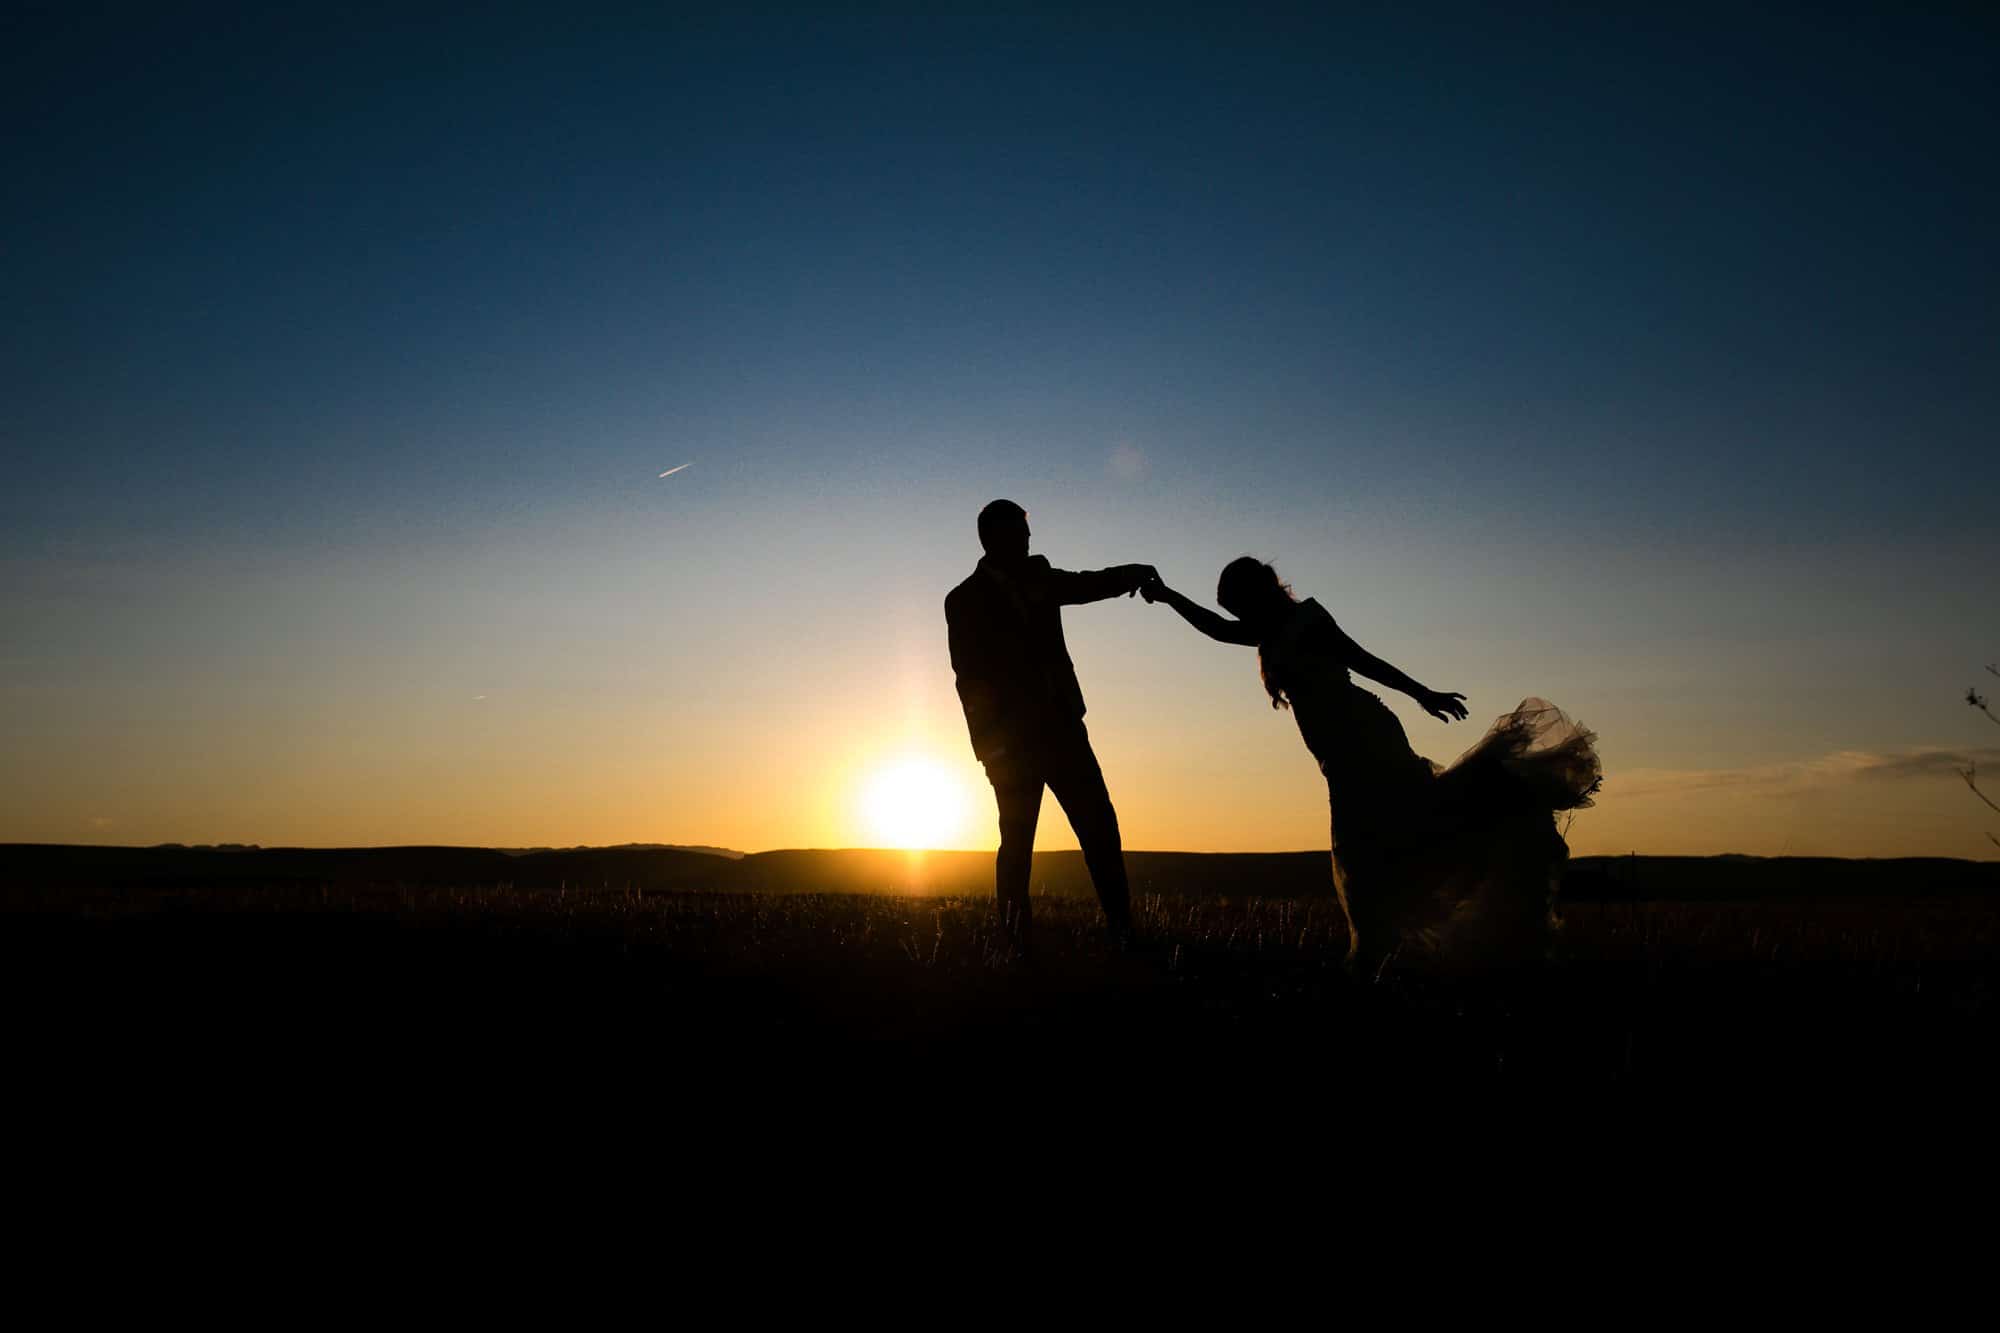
[859,755,970,850]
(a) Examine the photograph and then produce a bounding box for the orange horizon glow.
[3,557,1993,862]
[10,722,1996,861]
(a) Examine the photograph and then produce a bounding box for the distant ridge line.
[111,841,748,860]
[2,844,1995,900]
[493,843,746,860]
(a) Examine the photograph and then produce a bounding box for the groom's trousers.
[983,720,1132,949]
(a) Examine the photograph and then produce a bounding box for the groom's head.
[977,499,1031,560]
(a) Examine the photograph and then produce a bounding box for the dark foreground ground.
[14,871,1990,1270]
[8,870,1999,1118]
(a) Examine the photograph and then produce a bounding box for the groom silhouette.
[945,500,1152,957]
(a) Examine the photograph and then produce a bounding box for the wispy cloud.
[1616,748,2000,798]
[658,463,693,479]
[1854,748,2000,781]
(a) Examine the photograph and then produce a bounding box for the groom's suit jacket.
[945,554,1139,766]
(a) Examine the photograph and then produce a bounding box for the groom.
[945,499,1153,957]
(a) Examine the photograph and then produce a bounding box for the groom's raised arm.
[1044,562,1152,605]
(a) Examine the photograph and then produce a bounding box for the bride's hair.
[1217,556,1297,710]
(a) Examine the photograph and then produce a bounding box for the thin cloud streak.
[1615,748,2000,798]
[658,463,692,479]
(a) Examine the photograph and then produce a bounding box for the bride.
[1143,558,1601,970]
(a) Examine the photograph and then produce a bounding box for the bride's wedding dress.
[1260,597,1602,967]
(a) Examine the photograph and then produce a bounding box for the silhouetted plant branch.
[1964,664,2000,850]
[1970,664,2000,727]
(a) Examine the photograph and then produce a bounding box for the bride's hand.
[1421,689,1469,723]
[1139,572,1170,603]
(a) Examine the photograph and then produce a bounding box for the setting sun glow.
[859,756,969,850]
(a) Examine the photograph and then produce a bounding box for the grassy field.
[7,874,1997,1101]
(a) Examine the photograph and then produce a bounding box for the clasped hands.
[1123,566,1168,602]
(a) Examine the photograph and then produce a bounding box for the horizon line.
[6,840,1996,864]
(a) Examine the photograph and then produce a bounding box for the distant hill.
[724,849,2000,900]
[3,844,1995,901]
[1561,854,2000,901]
[725,849,1338,898]
[494,843,744,859]
[0,843,733,891]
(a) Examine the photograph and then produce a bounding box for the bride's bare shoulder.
[1288,598,1359,659]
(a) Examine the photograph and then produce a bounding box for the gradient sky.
[4,3,1995,857]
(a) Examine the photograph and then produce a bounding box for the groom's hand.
[1121,563,1158,597]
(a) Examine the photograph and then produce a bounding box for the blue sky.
[4,4,1995,853]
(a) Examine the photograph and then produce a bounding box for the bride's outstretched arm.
[1330,623,1469,722]
[1144,580,1259,646]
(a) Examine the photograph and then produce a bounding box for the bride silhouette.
[1144,558,1601,970]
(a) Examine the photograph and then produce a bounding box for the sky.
[3,3,1995,857]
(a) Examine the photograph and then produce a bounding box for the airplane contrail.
[658,463,693,479]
